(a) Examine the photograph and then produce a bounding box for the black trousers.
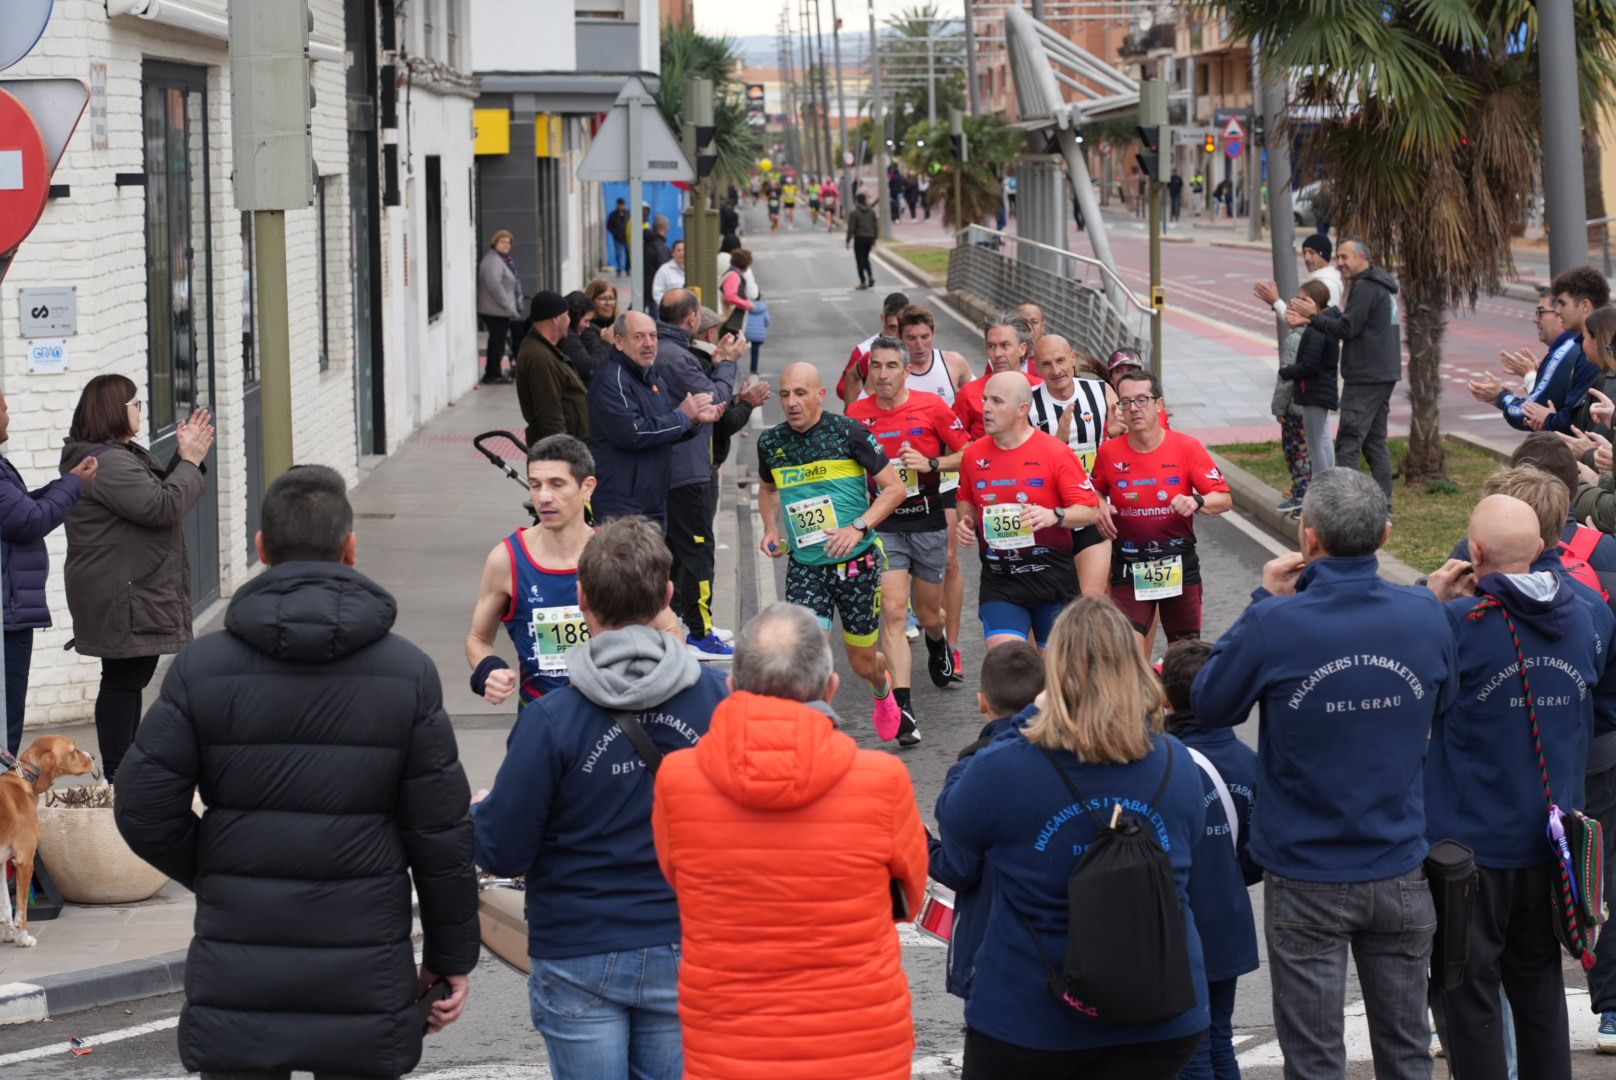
[94,654,160,782]
[1584,765,1616,1012]
[667,481,717,639]
[963,1027,1203,1080]
[1437,862,1571,1080]
[1336,381,1395,505]
[482,315,510,380]
[853,237,875,286]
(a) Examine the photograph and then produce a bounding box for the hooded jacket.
[59,439,207,658]
[1428,572,1608,867]
[1309,265,1403,385]
[1277,316,1341,410]
[475,624,726,960]
[113,562,479,1077]
[586,349,700,522]
[652,691,928,1080]
[1191,555,1458,882]
[656,321,737,490]
[0,456,82,631]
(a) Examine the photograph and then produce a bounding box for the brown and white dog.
[0,736,97,947]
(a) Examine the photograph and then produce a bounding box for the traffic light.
[949,108,967,162]
[1136,124,1168,182]
[688,79,717,179]
[1203,133,1215,154]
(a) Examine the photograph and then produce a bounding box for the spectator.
[719,196,741,253]
[1192,468,1456,1080]
[606,197,630,276]
[477,229,523,385]
[1568,304,1616,442]
[1168,170,1183,223]
[1276,279,1340,486]
[720,248,756,316]
[584,279,619,332]
[643,215,673,313]
[652,601,928,1080]
[1423,490,1612,1079]
[1286,238,1402,508]
[656,289,744,658]
[1161,639,1260,1080]
[515,290,590,446]
[1468,286,1596,435]
[928,640,1044,1002]
[0,392,95,754]
[743,293,771,375]
[562,290,606,384]
[61,375,212,781]
[1254,234,1344,315]
[651,239,687,309]
[115,465,478,1078]
[848,192,879,290]
[588,310,721,524]
[937,598,1209,1077]
[689,307,772,477]
[475,517,728,1080]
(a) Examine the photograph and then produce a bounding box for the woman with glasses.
[584,280,618,333]
[60,375,213,780]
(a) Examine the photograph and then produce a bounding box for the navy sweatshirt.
[472,668,728,959]
[1496,331,1595,433]
[935,733,1209,1051]
[1192,555,1457,882]
[1427,573,1605,868]
[927,707,1034,1000]
[1170,719,1261,983]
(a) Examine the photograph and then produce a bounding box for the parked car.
[1293,181,1323,227]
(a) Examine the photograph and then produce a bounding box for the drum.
[915,880,956,945]
[478,878,530,975]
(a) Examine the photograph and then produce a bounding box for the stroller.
[473,430,538,525]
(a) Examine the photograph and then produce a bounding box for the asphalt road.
[1,209,1605,1078]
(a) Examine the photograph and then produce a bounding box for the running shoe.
[906,609,920,640]
[872,680,902,740]
[686,633,734,661]
[712,627,735,643]
[1598,1011,1616,1054]
[950,647,966,684]
[896,708,922,748]
[1429,1021,1443,1059]
[1275,495,1303,514]
[926,636,956,688]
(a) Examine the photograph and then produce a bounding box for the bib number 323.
[785,494,838,547]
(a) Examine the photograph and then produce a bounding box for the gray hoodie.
[1309,265,1403,386]
[565,623,703,711]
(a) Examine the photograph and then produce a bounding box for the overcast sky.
[695,0,959,43]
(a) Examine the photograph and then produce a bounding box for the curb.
[1210,451,1425,587]
[0,949,187,1025]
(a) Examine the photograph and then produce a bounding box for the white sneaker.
[712,627,735,643]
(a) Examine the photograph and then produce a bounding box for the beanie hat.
[530,290,568,322]
[1301,233,1333,261]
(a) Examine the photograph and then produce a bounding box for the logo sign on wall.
[745,83,766,129]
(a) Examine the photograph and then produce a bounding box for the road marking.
[0,1016,179,1065]
[1221,507,1294,558]
[1462,412,1501,420]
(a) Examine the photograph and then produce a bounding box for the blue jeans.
[1180,976,1240,1079]
[4,629,32,755]
[529,946,682,1080]
[609,235,628,273]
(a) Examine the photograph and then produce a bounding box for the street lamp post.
[1540,0,1589,274]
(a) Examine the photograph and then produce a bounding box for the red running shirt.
[847,391,971,531]
[1090,430,1230,584]
[952,370,1043,440]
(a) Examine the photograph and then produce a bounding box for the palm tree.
[657,24,763,185]
[1199,0,1616,482]
[882,3,967,137]
[901,115,1022,228]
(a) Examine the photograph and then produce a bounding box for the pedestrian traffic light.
[1136,124,1168,183]
[1203,133,1215,155]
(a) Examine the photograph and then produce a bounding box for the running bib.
[529,605,591,672]
[1131,555,1184,600]
[981,504,1035,550]
[1074,444,1098,473]
[892,461,921,497]
[786,494,838,547]
[939,469,960,494]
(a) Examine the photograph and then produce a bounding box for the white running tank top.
[1031,377,1109,473]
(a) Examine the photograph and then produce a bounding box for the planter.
[35,797,167,905]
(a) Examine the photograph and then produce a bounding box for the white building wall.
[0,0,355,725]
[471,0,577,71]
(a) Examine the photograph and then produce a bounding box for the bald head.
[982,371,1034,439]
[1468,493,1547,576]
[778,363,827,431]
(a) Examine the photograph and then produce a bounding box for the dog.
[0,736,97,947]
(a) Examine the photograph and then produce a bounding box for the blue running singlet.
[500,529,589,704]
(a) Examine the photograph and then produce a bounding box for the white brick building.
[0,0,477,725]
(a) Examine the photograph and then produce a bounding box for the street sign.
[1221,116,1246,141]
[843,150,854,167]
[0,1,53,73]
[0,89,48,256]
[1097,140,1112,157]
[1225,138,1244,159]
[19,285,75,336]
[577,77,693,183]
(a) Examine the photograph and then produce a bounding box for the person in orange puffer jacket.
[652,601,930,1080]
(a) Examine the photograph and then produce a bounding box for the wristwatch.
[1192,492,1206,511]
[1054,506,1067,527]
[928,456,939,472]
[853,516,871,535]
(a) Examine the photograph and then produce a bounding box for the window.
[317,174,332,371]
[445,0,460,67]
[425,156,443,319]
[241,213,257,386]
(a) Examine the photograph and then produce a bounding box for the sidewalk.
[0,381,746,1020]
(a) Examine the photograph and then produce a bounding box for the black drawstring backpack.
[1023,740,1197,1027]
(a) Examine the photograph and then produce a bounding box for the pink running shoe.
[872,681,902,740]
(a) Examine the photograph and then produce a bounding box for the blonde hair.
[489,229,514,247]
[1484,464,1570,551]
[1023,598,1163,763]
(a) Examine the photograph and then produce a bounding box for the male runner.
[1091,371,1232,644]
[1031,334,1118,597]
[953,311,1042,439]
[1017,302,1046,342]
[781,175,799,228]
[759,363,911,741]
[848,337,973,739]
[955,373,1100,649]
[837,291,910,408]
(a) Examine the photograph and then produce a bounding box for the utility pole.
[962,0,979,115]
[1246,46,1262,242]
[1260,68,1298,350]
[778,9,799,171]
[798,1,819,175]
[926,29,936,127]
[830,0,851,196]
[1540,0,1589,274]
[812,0,835,182]
[869,0,891,240]
[1141,78,1166,382]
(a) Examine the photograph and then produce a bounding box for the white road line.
[0,1016,179,1066]
[1221,507,1294,558]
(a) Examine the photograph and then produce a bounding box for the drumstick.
[1109,803,1122,829]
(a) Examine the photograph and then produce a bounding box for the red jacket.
[652,691,928,1080]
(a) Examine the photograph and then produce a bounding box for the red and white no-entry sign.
[0,88,48,255]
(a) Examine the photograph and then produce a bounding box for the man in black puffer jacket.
[115,466,478,1080]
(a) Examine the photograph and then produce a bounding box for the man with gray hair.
[1192,467,1458,1080]
[953,311,1040,440]
[651,601,929,1080]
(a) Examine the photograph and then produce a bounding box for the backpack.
[1558,525,1609,602]
[1023,741,1197,1027]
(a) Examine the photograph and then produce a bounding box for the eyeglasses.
[127,398,143,412]
[1117,395,1158,411]
[1532,308,1553,320]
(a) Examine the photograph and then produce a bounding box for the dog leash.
[0,747,39,785]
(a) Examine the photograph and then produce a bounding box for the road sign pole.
[628,94,642,312]
[1142,79,1166,382]
[1541,0,1589,273]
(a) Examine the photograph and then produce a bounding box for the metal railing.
[947,225,1152,362]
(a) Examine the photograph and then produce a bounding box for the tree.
[657,23,763,185]
[1201,0,1616,483]
[901,115,1023,228]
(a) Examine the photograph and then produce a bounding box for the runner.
[758,363,911,742]
[955,373,1100,648]
[837,291,910,408]
[749,171,762,207]
[1017,301,1046,342]
[465,435,597,708]
[1091,371,1232,644]
[767,183,782,233]
[1106,346,1171,429]
[807,178,822,226]
[1031,333,1118,597]
[781,175,799,228]
[953,311,1042,439]
[848,337,974,740]
[820,175,840,228]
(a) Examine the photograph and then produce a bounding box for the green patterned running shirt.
[757,413,888,568]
